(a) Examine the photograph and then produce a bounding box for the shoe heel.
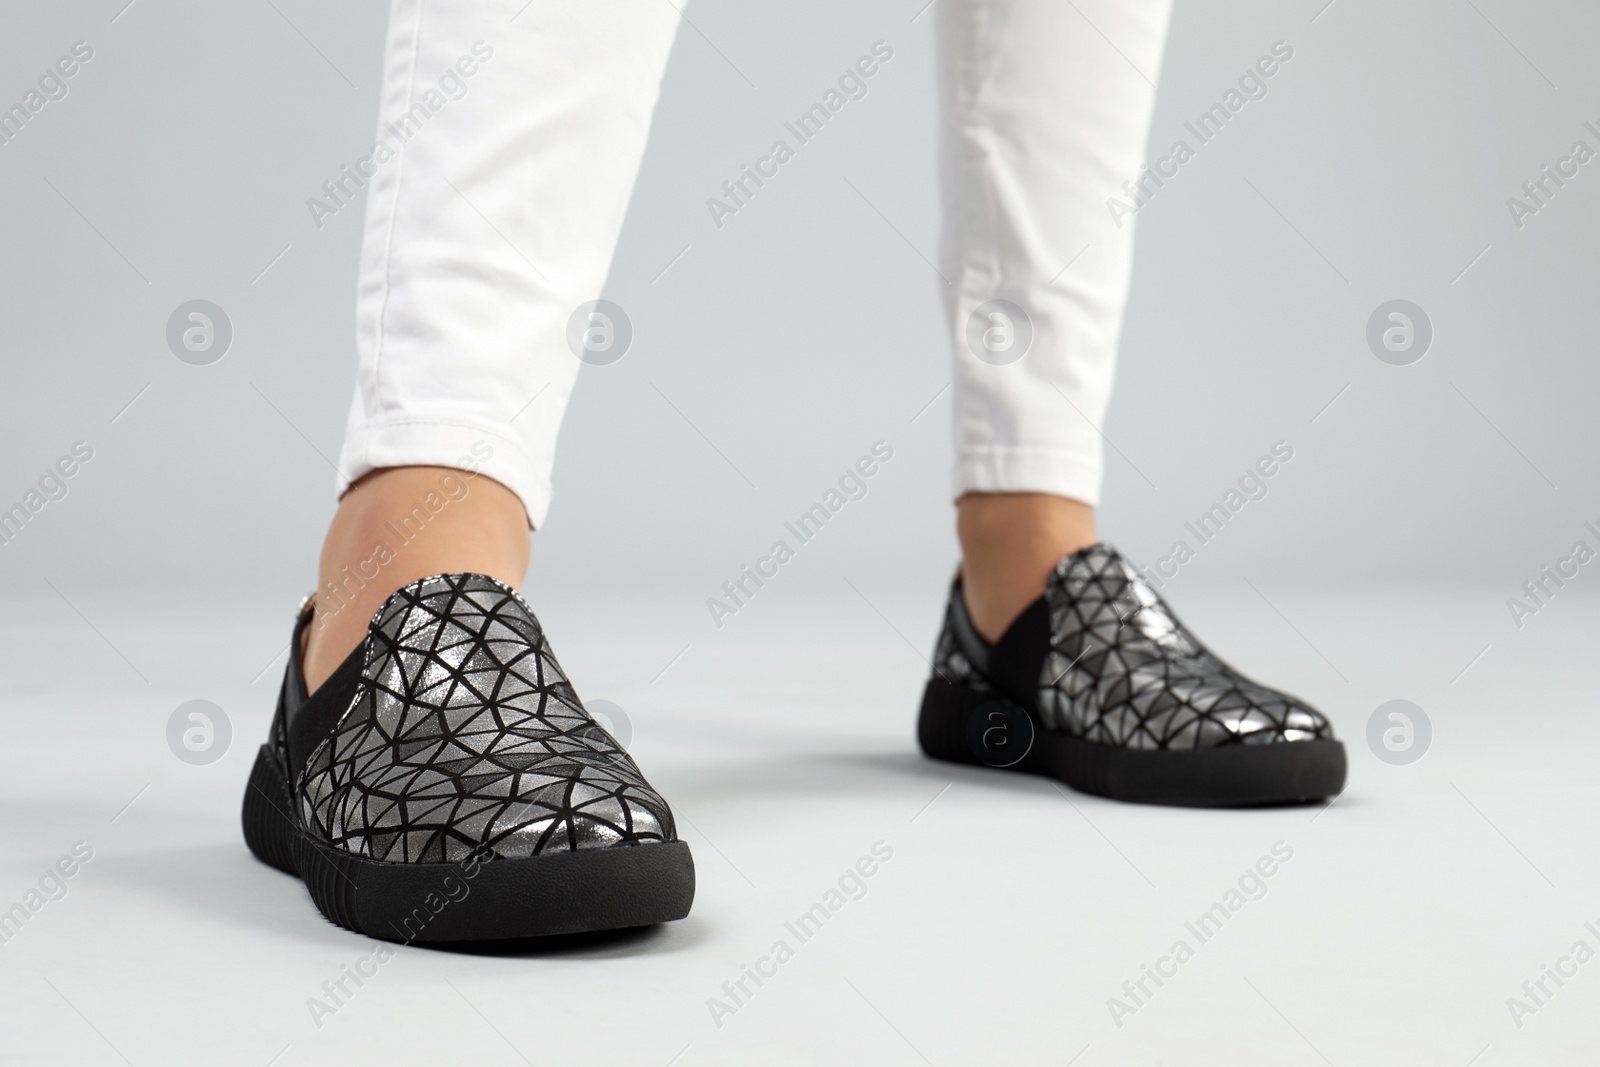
[918,677,976,763]
[917,677,1036,769]
[241,745,298,876]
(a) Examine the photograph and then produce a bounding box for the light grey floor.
[1,581,1596,1066]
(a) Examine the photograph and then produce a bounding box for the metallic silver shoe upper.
[299,574,676,863]
[935,544,1335,750]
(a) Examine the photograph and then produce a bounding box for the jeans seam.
[370,0,425,419]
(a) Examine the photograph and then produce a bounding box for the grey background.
[2,0,1596,610]
[5,4,1600,1064]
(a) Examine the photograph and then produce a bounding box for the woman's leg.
[923,2,1344,806]
[304,0,681,690]
[247,2,697,941]
[938,0,1173,639]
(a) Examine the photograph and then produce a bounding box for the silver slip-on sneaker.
[242,573,694,940]
[917,543,1346,806]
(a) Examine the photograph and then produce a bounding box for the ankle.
[957,492,1095,643]
[301,466,530,692]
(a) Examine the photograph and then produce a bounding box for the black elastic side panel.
[987,595,1051,711]
[286,643,365,785]
[949,581,1051,713]
[280,604,316,733]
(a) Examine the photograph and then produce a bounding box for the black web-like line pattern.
[935,544,1333,751]
[301,574,675,863]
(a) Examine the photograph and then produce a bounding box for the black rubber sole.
[241,746,695,941]
[917,678,1346,807]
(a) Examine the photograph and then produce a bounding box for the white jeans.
[338,0,1172,526]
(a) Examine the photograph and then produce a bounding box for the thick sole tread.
[917,678,1346,807]
[241,746,695,941]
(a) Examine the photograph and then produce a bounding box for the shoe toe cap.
[1222,683,1334,745]
[309,745,680,863]
[486,770,678,859]
[1131,677,1334,749]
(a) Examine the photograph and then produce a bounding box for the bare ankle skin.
[957,492,1096,643]
[301,466,530,694]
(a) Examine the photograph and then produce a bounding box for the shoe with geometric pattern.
[242,573,694,940]
[917,543,1346,806]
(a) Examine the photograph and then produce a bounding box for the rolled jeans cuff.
[337,416,552,529]
[953,445,1104,508]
